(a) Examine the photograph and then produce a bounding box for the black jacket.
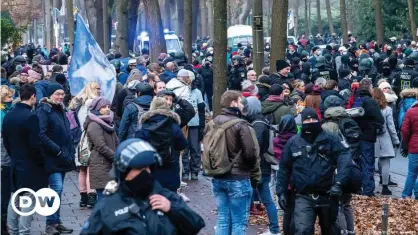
[276,131,351,195]
[311,66,338,83]
[248,115,271,176]
[228,65,247,90]
[291,65,302,80]
[174,99,196,128]
[80,182,205,235]
[2,103,48,192]
[199,65,213,88]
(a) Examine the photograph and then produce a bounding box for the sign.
[11,188,60,216]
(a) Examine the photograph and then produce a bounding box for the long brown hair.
[371,87,387,109]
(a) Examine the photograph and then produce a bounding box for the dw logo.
[11,188,60,216]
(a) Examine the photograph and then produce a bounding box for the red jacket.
[401,101,418,153]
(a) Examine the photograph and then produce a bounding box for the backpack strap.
[131,103,143,122]
[219,119,246,130]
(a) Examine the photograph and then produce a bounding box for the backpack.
[65,105,82,145]
[131,103,148,137]
[77,131,91,166]
[340,160,362,194]
[148,118,174,164]
[338,117,362,160]
[252,120,279,165]
[352,96,386,135]
[202,119,259,176]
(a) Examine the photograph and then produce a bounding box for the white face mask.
[342,51,347,55]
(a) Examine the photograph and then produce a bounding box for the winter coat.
[286,51,300,61]
[205,108,260,185]
[305,93,321,109]
[118,95,153,141]
[160,70,176,84]
[135,109,187,191]
[69,98,94,128]
[375,106,399,158]
[338,78,351,91]
[319,89,345,116]
[321,106,349,134]
[1,102,13,166]
[398,88,418,128]
[256,82,270,102]
[199,65,213,89]
[289,89,305,103]
[291,65,302,79]
[261,99,296,125]
[174,98,196,128]
[384,92,398,129]
[2,103,48,192]
[84,116,119,189]
[115,88,134,118]
[401,101,418,153]
[247,114,270,176]
[36,98,75,173]
[34,80,51,103]
[111,82,124,119]
[166,78,191,103]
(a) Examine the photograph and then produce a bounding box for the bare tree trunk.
[340,0,348,43]
[127,0,139,51]
[143,0,167,62]
[252,0,263,75]
[46,0,53,49]
[185,0,193,63]
[408,0,418,41]
[308,0,311,36]
[207,0,214,37]
[239,0,253,24]
[266,0,271,35]
[177,0,185,36]
[346,0,353,33]
[116,0,129,56]
[164,0,172,30]
[316,0,322,35]
[213,0,228,116]
[200,0,208,36]
[95,0,104,50]
[33,19,38,45]
[270,0,288,67]
[85,0,97,38]
[304,0,308,36]
[192,0,199,40]
[373,0,384,45]
[294,4,299,37]
[66,0,74,46]
[325,0,335,34]
[103,0,109,52]
[227,0,232,26]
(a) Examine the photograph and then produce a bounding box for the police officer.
[80,139,205,235]
[228,55,247,90]
[410,52,418,71]
[393,58,418,95]
[358,58,377,85]
[276,108,352,235]
[311,56,337,83]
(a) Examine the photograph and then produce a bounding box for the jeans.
[181,127,201,175]
[212,178,252,235]
[7,192,35,235]
[46,172,65,225]
[1,166,11,233]
[360,141,375,196]
[402,153,418,198]
[96,189,104,201]
[256,175,280,234]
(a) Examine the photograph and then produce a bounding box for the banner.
[68,14,116,101]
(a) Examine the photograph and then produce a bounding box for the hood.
[278,114,297,133]
[133,95,153,107]
[166,78,190,96]
[400,88,418,98]
[324,106,349,120]
[261,100,285,115]
[412,101,418,108]
[384,92,398,103]
[38,97,65,110]
[321,89,341,100]
[140,109,181,125]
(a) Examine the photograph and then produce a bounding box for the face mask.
[301,122,322,143]
[125,170,155,198]
[382,68,391,76]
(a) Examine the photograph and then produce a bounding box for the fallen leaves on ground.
[249,195,418,234]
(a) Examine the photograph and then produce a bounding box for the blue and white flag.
[69,14,116,101]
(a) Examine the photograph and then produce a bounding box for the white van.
[227,25,253,48]
[134,30,183,54]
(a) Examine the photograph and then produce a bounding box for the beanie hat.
[405,48,413,57]
[269,84,284,96]
[28,70,42,81]
[246,96,262,117]
[21,66,31,74]
[301,107,319,122]
[135,83,154,96]
[46,83,63,97]
[323,95,343,109]
[241,80,259,96]
[157,89,176,98]
[150,97,170,111]
[54,74,66,85]
[89,96,111,111]
[258,75,271,85]
[276,60,290,72]
[378,81,391,90]
[15,65,23,73]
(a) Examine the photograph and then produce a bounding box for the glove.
[393,144,400,149]
[328,182,342,196]
[401,148,408,158]
[198,128,204,141]
[277,193,287,211]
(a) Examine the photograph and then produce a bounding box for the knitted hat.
[21,66,31,74]
[241,80,258,96]
[150,97,170,111]
[323,95,343,109]
[301,107,319,122]
[276,60,290,72]
[177,69,190,77]
[89,96,111,111]
[54,74,66,85]
[258,75,271,85]
[269,84,284,96]
[46,83,64,97]
[378,81,391,90]
[135,83,154,96]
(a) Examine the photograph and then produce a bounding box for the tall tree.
[346,0,353,33]
[212,0,227,116]
[294,3,299,37]
[304,0,309,36]
[103,0,109,52]
[270,0,288,67]
[164,0,172,30]
[177,0,185,36]
[407,0,418,41]
[239,0,253,24]
[66,0,74,46]
[316,0,322,34]
[192,0,199,39]
[252,0,263,75]
[115,0,129,56]
[340,0,348,43]
[185,0,193,63]
[200,0,207,36]
[325,0,335,34]
[85,0,97,38]
[143,0,167,62]
[308,0,311,36]
[128,0,139,51]
[45,0,52,50]
[95,0,104,50]
[207,0,214,37]
[374,0,384,44]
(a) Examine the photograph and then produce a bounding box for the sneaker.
[45,225,60,235]
[55,223,74,234]
[182,173,190,181]
[87,193,97,208]
[180,181,187,187]
[79,192,88,207]
[260,229,281,235]
[191,173,198,181]
[381,185,392,195]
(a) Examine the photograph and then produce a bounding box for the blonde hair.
[69,82,100,110]
[0,85,15,102]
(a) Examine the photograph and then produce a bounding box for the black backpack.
[341,160,362,194]
[338,117,362,161]
[148,119,174,164]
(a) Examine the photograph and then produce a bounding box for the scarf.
[88,111,115,130]
[266,95,284,102]
[45,98,65,109]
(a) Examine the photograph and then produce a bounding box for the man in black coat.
[2,84,48,234]
[198,60,213,111]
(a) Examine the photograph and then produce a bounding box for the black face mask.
[301,122,322,143]
[382,68,391,76]
[125,170,155,199]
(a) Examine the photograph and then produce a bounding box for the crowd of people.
[1,32,418,235]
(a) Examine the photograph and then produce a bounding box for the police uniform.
[228,56,247,91]
[277,110,351,235]
[311,56,338,83]
[393,59,418,95]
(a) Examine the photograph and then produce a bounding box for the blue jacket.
[399,97,417,127]
[135,109,187,191]
[160,70,176,84]
[118,72,129,85]
[136,65,148,76]
[2,103,48,192]
[118,95,153,141]
[36,99,76,173]
[34,80,51,103]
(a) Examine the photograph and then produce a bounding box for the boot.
[388,176,398,187]
[381,185,392,195]
[79,192,88,207]
[250,203,263,216]
[87,193,97,208]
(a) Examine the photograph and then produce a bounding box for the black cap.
[269,84,284,96]
[301,107,319,122]
[276,60,290,72]
[135,83,154,96]
[157,89,176,98]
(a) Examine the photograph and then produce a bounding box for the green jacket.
[261,100,296,125]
